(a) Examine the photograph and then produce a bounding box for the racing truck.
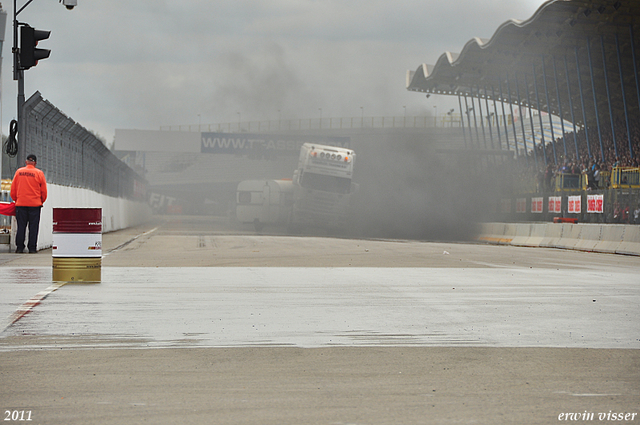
[289,143,356,231]
[236,143,356,232]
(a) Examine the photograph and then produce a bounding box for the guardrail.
[550,169,638,192]
[611,167,640,189]
[554,173,581,191]
[583,171,611,190]
[520,170,624,194]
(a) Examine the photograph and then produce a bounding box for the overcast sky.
[1,0,546,144]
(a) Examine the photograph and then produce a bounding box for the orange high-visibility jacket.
[10,164,47,207]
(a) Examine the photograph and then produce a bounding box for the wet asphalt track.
[0,216,638,425]
[1,216,638,350]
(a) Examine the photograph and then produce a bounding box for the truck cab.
[291,143,356,230]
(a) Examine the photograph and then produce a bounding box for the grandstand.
[408,0,639,165]
[407,0,640,224]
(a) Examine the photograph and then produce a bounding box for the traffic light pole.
[16,67,25,167]
[12,0,32,167]
[10,0,70,170]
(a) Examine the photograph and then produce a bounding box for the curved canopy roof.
[407,0,640,129]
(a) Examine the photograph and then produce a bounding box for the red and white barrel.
[52,208,102,283]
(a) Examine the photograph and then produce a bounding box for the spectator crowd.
[504,117,640,224]
[511,117,639,187]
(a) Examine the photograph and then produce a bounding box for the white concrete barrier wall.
[493,223,509,242]
[616,226,640,256]
[11,184,151,251]
[477,223,514,244]
[500,223,518,245]
[541,223,563,248]
[594,226,625,254]
[556,223,582,250]
[574,225,602,252]
[511,223,532,246]
[477,222,640,256]
[526,223,547,247]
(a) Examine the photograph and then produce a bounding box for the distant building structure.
[114,129,353,215]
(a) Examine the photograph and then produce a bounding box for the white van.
[236,180,294,231]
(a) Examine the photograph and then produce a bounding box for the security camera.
[60,0,77,10]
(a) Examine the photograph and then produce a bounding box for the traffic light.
[19,25,51,70]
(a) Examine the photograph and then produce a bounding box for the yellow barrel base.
[52,257,101,283]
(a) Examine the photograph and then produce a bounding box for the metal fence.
[20,92,145,200]
[612,167,640,189]
[159,114,464,133]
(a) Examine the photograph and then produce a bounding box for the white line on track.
[102,226,158,257]
[0,282,66,333]
[1,226,159,333]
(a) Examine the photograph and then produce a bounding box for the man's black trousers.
[15,206,42,253]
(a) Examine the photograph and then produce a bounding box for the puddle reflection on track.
[1,267,638,350]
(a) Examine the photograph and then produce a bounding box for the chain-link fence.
[19,92,146,200]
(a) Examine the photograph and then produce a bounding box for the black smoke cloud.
[349,130,499,241]
[211,43,322,122]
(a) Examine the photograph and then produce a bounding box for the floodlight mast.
[11,0,75,166]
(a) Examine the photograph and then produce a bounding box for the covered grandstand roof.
[406,0,640,129]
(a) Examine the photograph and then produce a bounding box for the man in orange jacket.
[10,154,47,253]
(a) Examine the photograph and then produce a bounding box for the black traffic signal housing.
[19,25,51,70]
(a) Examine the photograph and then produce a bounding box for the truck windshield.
[300,172,351,194]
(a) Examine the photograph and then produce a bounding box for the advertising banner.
[516,198,527,214]
[201,133,350,156]
[548,196,562,213]
[568,195,581,214]
[587,194,604,213]
[531,197,543,213]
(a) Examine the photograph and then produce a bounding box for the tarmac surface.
[0,215,639,424]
